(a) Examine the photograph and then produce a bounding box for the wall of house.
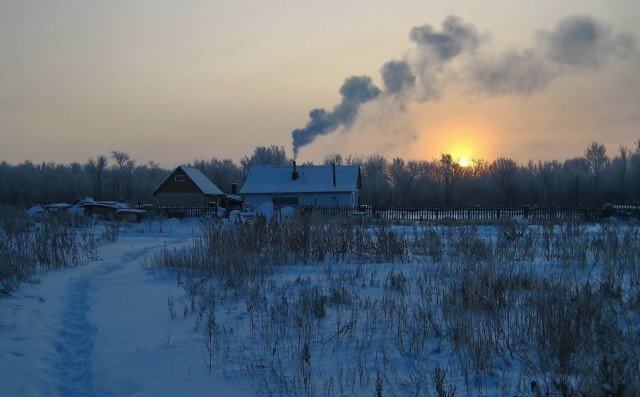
[152,193,216,205]
[243,191,357,207]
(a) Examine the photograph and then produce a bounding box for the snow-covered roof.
[179,166,224,195]
[240,165,360,194]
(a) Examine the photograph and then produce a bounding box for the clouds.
[291,14,638,157]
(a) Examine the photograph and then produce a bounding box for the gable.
[153,166,223,196]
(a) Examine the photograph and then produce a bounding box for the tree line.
[1,141,639,208]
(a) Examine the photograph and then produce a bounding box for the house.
[240,162,361,207]
[153,166,224,205]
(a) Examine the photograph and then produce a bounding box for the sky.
[1,0,639,168]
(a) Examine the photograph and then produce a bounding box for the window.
[175,175,185,183]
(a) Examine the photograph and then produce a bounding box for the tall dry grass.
[149,216,640,396]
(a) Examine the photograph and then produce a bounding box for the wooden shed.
[153,166,224,205]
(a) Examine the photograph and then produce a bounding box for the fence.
[137,205,217,219]
[136,204,640,221]
[298,205,640,221]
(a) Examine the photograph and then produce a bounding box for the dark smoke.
[409,16,479,61]
[291,14,637,155]
[469,16,636,95]
[291,76,381,158]
[471,49,551,95]
[545,15,635,68]
[381,60,416,93]
[291,16,478,157]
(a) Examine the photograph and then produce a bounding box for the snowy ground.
[0,219,247,396]
[2,218,639,396]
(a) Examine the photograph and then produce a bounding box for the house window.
[175,175,185,183]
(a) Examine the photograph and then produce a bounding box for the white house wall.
[243,192,357,207]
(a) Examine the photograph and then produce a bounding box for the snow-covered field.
[0,219,235,396]
[1,217,639,396]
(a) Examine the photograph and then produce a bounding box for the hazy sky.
[1,0,639,167]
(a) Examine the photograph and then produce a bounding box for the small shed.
[240,162,361,207]
[153,166,224,205]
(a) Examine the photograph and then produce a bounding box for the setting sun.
[412,120,494,163]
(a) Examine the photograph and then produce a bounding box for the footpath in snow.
[0,219,245,396]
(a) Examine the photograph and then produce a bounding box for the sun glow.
[416,122,494,164]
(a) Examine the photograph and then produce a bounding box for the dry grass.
[149,217,640,396]
[0,209,100,294]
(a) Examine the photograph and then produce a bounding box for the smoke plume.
[381,60,416,93]
[290,15,637,157]
[545,15,635,68]
[409,15,480,61]
[291,76,381,158]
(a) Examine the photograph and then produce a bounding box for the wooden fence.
[136,205,217,219]
[136,204,640,221]
[298,205,640,221]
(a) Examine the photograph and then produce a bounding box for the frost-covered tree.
[191,158,243,193]
[585,142,609,193]
[240,146,288,174]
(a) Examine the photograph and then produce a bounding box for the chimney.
[332,163,336,187]
[291,160,299,181]
[231,183,237,195]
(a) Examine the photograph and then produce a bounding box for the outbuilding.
[153,166,224,205]
[240,162,361,207]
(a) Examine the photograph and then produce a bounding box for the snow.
[0,220,481,395]
[0,219,236,396]
[240,164,359,194]
[237,202,295,222]
[2,219,638,395]
[68,204,86,215]
[115,208,146,214]
[180,166,224,196]
[27,205,45,217]
[94,201,130,209]
[44,203,72,212]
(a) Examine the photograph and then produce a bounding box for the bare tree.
[361,155,392,206]
[562,157,589,206]
[612,146,630,202]
[490,157,518,205]
[110,151,136,201]
[439,154,458,207]
[84,155,108,200]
